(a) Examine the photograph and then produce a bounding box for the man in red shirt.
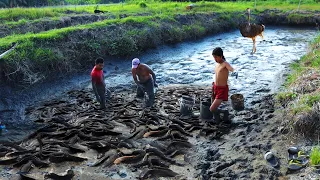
[91,58,106,109]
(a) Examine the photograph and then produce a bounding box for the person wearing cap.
[91,57,107,109]
[210,47,238,122]
[131,58,158,107]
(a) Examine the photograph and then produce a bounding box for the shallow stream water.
[0,26,318,141]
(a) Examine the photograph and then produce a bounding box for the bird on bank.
[239,8,265,54]
[94,5,104,14]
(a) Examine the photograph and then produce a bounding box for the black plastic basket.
[230,93,244,111]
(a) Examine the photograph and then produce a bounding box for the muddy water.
[0,26,318,141]
[107,26,318,103]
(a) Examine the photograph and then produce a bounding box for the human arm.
[102,73,106,87]
[224,62,235,72]
[146,66,157,87]
[131,68,140,84]
[132,68,146,90]
[150,70,157,87]
[224,62,238,78]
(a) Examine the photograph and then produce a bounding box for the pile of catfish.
[0,86,231,179]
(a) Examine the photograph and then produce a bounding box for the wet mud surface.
[0,85,282,179]
[0,86,231,179]
[0,27,318,179]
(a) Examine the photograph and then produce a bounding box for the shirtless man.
[210,47,238,122]
[131,58,158,107]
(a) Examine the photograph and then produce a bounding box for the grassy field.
[1,1,319,22]
[0,1,319,48]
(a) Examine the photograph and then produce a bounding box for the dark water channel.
[0,26,318,141]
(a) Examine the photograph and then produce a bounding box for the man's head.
[95,57,104,70]
[132,58,140,69]
[212,47,225,63]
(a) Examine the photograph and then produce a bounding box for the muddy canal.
[0,26,318,180]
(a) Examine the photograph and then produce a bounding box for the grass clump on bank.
[277,32,320,138]
[311,146,320,166]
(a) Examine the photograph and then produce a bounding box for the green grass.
[0,15,156,49]
[301,94,320,107]
[1,1,319,23]
[1,0,318,50]
[276,91,297,102]
[287,94,320,114]
[277,31,320,124]
[285,62,306,87]
[284,35,320,87]
[311,146,320,166]
[285,93,320,115]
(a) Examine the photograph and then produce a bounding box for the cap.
[132,58,140,69]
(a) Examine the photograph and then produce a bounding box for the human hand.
[231,72,238,79]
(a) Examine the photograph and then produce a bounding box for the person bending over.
[131,58,158,108]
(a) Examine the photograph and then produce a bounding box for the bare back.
[214,62,229,86]
[133,63,152,83]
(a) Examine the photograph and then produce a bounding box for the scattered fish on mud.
[0,86,234,179]
[139,167,180,179]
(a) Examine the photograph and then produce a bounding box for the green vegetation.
[311,146,320,166]
[289,94,320,115]
[1,1,319,22]
[283,36,320,89]
[276,26,320,136]
[276,91,297,105]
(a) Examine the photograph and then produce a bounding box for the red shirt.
[91,66,104,85]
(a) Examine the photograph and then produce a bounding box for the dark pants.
[136,78,155,107]
[93,83,106,109]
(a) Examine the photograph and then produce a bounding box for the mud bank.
[0,14,111,38]
[0,10,319,85]
[259,10,320,27]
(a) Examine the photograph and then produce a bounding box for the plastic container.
[230,93,244,111]
[179,95,195,116]
[200,101,213,120]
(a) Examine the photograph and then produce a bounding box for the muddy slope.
[0,12,240,85]
[0,14,113,38]
[259,10,320,26]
